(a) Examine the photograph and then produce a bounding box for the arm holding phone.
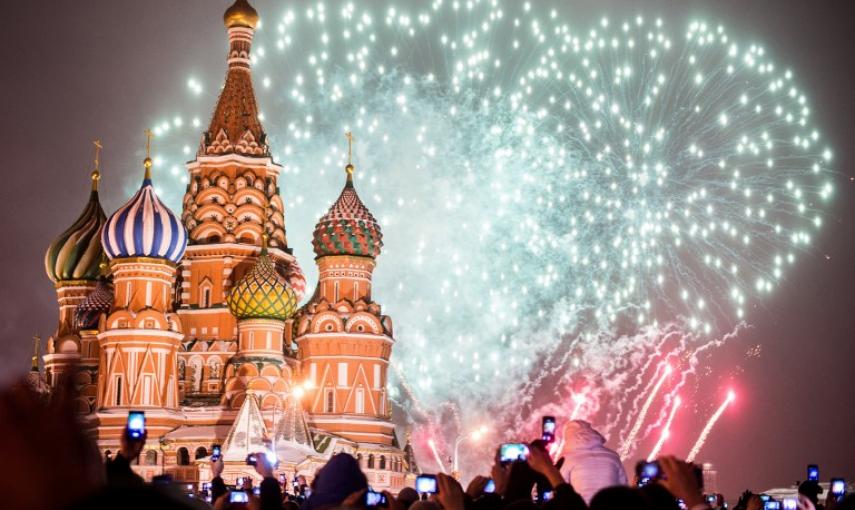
[105,411,147,487]
[247,450,283,510]
[527,442,587,510]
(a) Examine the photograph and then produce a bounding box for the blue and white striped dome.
[101,175,187,263]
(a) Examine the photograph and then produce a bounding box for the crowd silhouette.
[0,377,849,510]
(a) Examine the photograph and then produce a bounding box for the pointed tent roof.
[273,396,314,451]
[221,392,270,462]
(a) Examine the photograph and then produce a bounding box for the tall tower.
[43,142,108,386]
[295,134,396,445]
[95,134,188,440]
[177,0,303,385]
[223,233,299,410]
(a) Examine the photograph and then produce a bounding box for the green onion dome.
[312,165,383,259]
[45,171,107,283]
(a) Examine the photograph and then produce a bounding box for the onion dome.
[74,268,114,330]
[101,142,187,263]
[312,163,383,259]
[227,235,298,321]
[45,164,108,283]
[224,0,259,29]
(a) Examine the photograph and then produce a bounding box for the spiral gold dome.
[224,0,259,29]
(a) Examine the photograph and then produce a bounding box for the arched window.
[145,450,158,465]
[356,453,363,467]
[201,288,211,308]
[367,454,374,469]
[379,455,386,470]
[177,447,190,466]
[195,447,208,459]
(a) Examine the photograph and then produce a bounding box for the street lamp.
[452,425,488,475]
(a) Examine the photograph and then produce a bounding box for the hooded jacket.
[302,453,368,510]
[559,420,628,503]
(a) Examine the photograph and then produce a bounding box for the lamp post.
[452,425,488,478]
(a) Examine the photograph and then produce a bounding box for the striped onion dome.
[227,238,298,321]
[312,166,383,259]
[45,172,107,283]
[74,276,114,330]
[101,165,187,263]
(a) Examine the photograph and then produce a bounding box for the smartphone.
[499,443,530,463]
[126,410,146,439]
[212,444,221,461]
[230,491,249,503]
[236,476,245,487]
[637,461,661,480]
[246,453,258,466]
[807,464,819,482]
[265,449,278,466]
[759,494,771,503]
[365,490,388,507]
[541,490,554,502]
[831,478,846,496]
[782,498,798,510]
[542,416,556,443]
[484,479,495,494]
[706,494,717,505]
[415,474,438,494]
[764,501,781,510]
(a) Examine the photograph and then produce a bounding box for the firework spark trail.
[570,393,587,420]
[647,396,682,461]
[619,364,672,458]
[427,439,447,473]
[687,390,736,462]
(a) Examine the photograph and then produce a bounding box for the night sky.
[2,0,854,498]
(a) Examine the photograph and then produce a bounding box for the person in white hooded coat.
[559,420,628,503]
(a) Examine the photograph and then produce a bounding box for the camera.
[542,416,556,443]
[415,475,438,494]
[484,479,495,494]
[126,410,146,440]
[635,460,661,486]
[807,464,819,482]
[365,490,388,507]
[499,443,530,464]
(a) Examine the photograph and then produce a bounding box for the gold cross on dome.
[346,131,355,164]
[93,139,103,172]
[144,129,154,159]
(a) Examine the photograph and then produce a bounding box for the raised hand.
[466,475,490,499]
[436,472,466,510]
[527,442,566,489]
[657,456,705,509]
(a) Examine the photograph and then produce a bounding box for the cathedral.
[40,0,415,492]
